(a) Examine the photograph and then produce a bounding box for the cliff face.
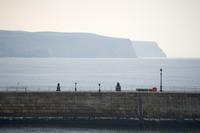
[0,30,166,58]
[132,41,166,58]
[0,30,136,58]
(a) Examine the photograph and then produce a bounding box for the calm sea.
[0,58,200,132]
[0,124,199,133]
[0,58,200,92]
[0,127,199,133]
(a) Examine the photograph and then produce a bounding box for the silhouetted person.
[56,83,61,91]
[115,82,121,91]
[98,83,101,93]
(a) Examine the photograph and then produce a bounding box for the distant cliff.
[0,30,166,58]
[132,41,166,58]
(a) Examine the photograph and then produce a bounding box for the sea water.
[0,126,199,133]
[0,58,200,92]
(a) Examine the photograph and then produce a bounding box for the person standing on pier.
[115,82,121,91]
[56,83,61,91]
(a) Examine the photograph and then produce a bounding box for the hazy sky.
[0,0,200,57]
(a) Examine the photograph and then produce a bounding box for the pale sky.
[0,0,200,58]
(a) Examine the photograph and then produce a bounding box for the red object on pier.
[151,87,157,92]
[136,87,157,92]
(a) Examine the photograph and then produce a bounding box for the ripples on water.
[0,126,200,133]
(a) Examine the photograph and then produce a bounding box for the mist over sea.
[0,58,199,92]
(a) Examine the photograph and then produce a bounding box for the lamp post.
[98,83,101,93]
[160,68,163,92]
[75,82,77,92]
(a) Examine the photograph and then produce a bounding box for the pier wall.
[0,92,199,120]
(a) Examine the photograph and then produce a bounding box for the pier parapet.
[0,92,199,122]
